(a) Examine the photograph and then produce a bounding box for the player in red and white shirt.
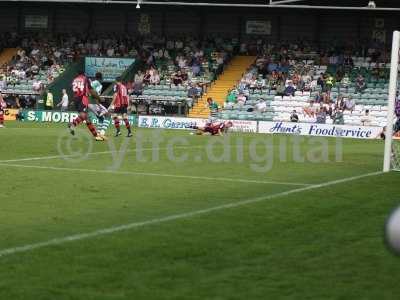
[68,71,105,141]
[110,77,132,137]
[192,120,233,136]
[0,93,6,128]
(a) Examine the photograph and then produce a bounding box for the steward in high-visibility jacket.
[45,91,54,110]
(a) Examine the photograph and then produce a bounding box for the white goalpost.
[383,31,400,172]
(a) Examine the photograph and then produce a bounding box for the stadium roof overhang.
[8,0,400,11]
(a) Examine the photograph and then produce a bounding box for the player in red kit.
[191,121,233,136]
[0,93,6,128]
[110,77,132,137]
[68,71,105,141]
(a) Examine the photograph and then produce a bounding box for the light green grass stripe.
[0,170,383,258]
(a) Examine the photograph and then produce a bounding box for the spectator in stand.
[322,92,331,104]
[134,71,144,83]
[332,109,344,125]
[132,80,143,97]
[324,74,334,92]
[255,99,267,113]
[343,55,354,69]
[335,67,344,83]
[237,93,247,106]
[126,81,134,94]
[215,53,224,67]
[176,55,187,69]
[106,46,115,57]
[340,73,351,93]
[297,77,305,92]
[317,73,325,90]
[276,81,286,96]
[224,90,237,109]
[172,70,184,86]
[188,84,200,101]
[304,100,317,118]
[143,69,151,85]
[361,109,371,126]
[292,72,300,87]
[315,91,323,103]
[191,58,202,77]
[149,70,160,85]
[248,75,257,94]
[256,76,266,91]
[355,74,367,93]
[308,76,318,91]
[290,110,299,122]
[335,96,345,111]
[284,81,296,97]
[32,79,43,92]
[207,97,219,116]
[316,106,327,124]
[0,75,6,92]
[371,67,380,81]
[344,96,355,112]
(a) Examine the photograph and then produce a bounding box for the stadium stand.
[0,36,68,96]
[0,31,394,126]
[215,41,393,126]
[189,56,256,118]
[127,37,235,115]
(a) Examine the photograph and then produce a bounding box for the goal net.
[392,137,400,171]
[384,31,400,172]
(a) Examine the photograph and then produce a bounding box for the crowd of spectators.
[122,36,234,112]
[0,34,74,95]
[1,32,393,125]
[0,33,233,112]
[223,39,391,125]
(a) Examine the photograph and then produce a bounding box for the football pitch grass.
[0,121,400,299]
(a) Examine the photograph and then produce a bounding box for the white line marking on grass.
[0,155,67,163]
[0,163,311,186]
[0,171,383,258]
[0,145,205,163]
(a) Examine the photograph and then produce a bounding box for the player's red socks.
[73,113,88,126]
[0,114,4,125]
[73,116,83,126]
[114,117,120,130]
[124,118,130,130]
[87,122,98,137]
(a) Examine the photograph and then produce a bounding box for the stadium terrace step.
[0,48,19,67]
[188,55,256,119]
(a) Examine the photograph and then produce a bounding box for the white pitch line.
[0,170,383,258]
[0,145,205,163]
[0,163,311,186]
[0,155,70,163]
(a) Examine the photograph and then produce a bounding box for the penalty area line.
[0,170,383,258]
[0,145,205,163]
[0,143,256,163]
[0,162,311,186]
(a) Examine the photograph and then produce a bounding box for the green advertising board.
[22,110,137,125]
